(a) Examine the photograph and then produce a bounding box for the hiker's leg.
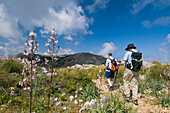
[123,70,132,97]
[110,78,113,86]
[110,71,114,86]
[131,71,139,100]
[108,78,112,86]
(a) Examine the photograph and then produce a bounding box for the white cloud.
[158,33,170,63]
[40,29,50,37]
[0,3,22,38]
[131,0,154,14]
[167,34,170,43]
[0,46,3,49]
[74,41,79,45]
[33,6,90,36]
[142,20,152,29]
[58,48,75,55]
[43,52,50,56]
[131,0,170,14]
[142,16,170,28]
[86,0,110,13]
[98,42,117,57]
[0,0,92,57]
[64,35,73,41]
[153,16,170,26]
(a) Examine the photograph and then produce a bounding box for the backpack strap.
[109,58,115,62]
[131,50,140,53]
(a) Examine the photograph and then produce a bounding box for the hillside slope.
[12,52,106,68]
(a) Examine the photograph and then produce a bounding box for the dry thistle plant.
[44,28,59,112]
[23,30,40,113]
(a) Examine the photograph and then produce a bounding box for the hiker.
[119,43,143,105]
[104,53,118,91]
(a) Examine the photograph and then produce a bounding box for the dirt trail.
[92,79,170,113]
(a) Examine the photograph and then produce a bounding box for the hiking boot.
[134,99,138,105]
[109,86,114,91]
[124,96,130,102]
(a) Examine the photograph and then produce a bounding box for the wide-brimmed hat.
[125,43,136,50]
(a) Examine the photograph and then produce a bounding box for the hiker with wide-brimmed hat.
[119,43,143,105]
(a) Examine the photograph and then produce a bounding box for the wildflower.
[57,46,60,51]
[29,39,34,43]
[23,49,29,56]
[51,28,56,36]
[69,96,74,101]
[54,98,58,101]
[19,80,23,86]
[29,30,36,37]
[74,100,78,104]
[79,99,83,103]
[25,40,30,47]
[50,35,54,39]
[45,42,50,47]
[62,93,66,96]
[45,58,49,64]
[48,48,51,53]
[75,94,77,98]
[23,87,27,91]
[32,75,35,80]
[48,38,51,42]
[63,107,66,110]
[52,53,56,56]
[99,69,102,73]
[23,76,27,82]
[35,56,40,62]
[11,87,14,96]
[79,87,82,91]
[54,57,58,61]
[55,39,58,44]
[27,87,30,90]
[163,70,166,75]
[160,74,162,78]
[33,67,36,72]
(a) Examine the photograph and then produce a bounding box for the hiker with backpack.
[104,53,118,91]
[119,43,143,105]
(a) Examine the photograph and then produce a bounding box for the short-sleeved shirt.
[123,49,143,70]
[105,57,117,72]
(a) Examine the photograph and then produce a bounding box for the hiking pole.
[113,67,119,90]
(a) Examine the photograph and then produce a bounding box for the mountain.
[12,53,106,68]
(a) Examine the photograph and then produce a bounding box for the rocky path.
[92,79,170,113]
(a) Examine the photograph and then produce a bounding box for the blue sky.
[0,0,169,63]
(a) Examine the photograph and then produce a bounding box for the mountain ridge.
[12,52,106,68]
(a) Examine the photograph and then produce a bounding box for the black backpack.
[126,51,142,71]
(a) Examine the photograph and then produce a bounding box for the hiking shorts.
[105,71,115,79]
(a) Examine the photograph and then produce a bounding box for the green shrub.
[1,59,23,73]
[80,85,98,101]
[149,63,169,81]
[160,97,170,107]
[91,91,136,113]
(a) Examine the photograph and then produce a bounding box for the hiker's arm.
[119,60,126,65]
[142,61,144,66]
[104,59,109,71]
[104,66,107,71]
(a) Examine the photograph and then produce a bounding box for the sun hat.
[125,43,136,51]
